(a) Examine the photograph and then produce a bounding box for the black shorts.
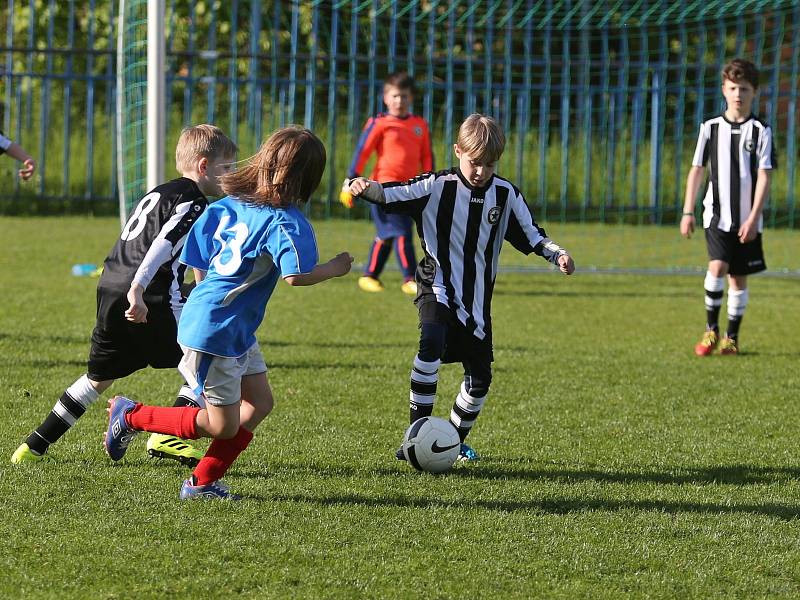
[87,287,182,381]
[417,296,494,366]
[705,227,766,275]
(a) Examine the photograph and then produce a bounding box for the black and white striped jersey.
[691,114,775,233]
[99,177,208,313]
[366,168,566,340]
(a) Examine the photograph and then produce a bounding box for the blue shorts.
[370,204,414,240]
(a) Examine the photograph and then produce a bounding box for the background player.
[349,113,574,462]
[11,124,237,464]
[342,71,433,296]
[104,126,353,500]
[681,58,775,356]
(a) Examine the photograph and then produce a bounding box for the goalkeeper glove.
[339,178,354,209]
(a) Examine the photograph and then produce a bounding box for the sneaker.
[694,329,718,356]
[180,476,240,500]
[457,443,479,462]
[358,276,384,293]
[719,336,739,355]
[147,433,203,467]
[400,280,418,295]
[395,445,406,461]
[11,443,44,464]
[104,396,139,461]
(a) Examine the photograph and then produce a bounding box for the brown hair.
[220,126,326,207]
[384,71,415,94]
[722,58,759,90]
[456,113,506,164]
[175,124,237,173]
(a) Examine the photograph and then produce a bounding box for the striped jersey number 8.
[212,215,249,276]
[121,192,161,241]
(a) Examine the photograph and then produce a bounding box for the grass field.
[2,216,800,599]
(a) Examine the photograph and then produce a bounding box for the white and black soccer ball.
[401,416,460,473]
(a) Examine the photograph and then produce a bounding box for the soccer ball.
[401,416,460,473]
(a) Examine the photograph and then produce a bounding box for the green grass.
[2,216,800,599]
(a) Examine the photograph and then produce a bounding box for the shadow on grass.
[266,491,800,520]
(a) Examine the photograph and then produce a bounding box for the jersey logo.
[487,206,502,224]
[431,440,460,453]
[745,139,755,152]
[414,126,423,136]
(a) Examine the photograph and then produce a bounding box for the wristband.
[682,212,695,216]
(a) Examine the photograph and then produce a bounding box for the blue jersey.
[178,196,319,357]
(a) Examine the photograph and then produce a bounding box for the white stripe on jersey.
[691,115,774,233]
[381,169,560,340]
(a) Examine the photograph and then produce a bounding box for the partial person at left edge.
[0,129,35,180]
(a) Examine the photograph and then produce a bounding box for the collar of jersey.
[455,167,495,193]
[721,112,754,126]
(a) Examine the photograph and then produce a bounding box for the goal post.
[116,0,165,226]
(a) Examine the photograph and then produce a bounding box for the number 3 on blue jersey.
[211,215,249,276]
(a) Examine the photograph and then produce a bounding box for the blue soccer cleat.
[457,442,479,462]
[180,476,240,501]
[104,396,139,461]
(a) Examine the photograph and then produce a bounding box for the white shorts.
[178,343,268,407]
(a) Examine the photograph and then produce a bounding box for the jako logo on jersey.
[414,126,423,136]
[745,139,755,152]
[470,196,484,204]
[487,206,502,224]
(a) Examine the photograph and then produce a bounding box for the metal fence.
[1,0,799,225]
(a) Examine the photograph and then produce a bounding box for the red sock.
[126,405,200,440]
[192,427,254,486]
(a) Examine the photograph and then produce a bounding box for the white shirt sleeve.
[758,126,774,170]
[0,133,12,152]
[691,122,709,168]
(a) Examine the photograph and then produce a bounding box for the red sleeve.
[348,117,384,178]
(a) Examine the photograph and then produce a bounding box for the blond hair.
[175,124,238,173]
[220,126,326,208]
[456,113,506,164]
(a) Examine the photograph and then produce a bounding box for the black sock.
[410,401,434,424]
[726,315,743,341]
[25,392,88,455]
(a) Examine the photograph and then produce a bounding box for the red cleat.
[694,330,718,356]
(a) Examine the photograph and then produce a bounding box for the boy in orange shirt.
[343,72,433,295]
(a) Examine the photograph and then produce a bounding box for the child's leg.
[409,322,446,424]
[238,371,274,432]
[725,274,748,341]
[449,360,492,443]
[393,217,417,281]
[363,237,393,279]
[24,375,112,456]
[703,260,728,332]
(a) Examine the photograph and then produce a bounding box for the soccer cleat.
[104,396,139,461]
[180,476,240,500]
[358,276,384,293]
[395,445,406,461]
[400,280,418,295]
[147,433,203,467]
[11,443,44,464]
[694,329,718,356]
[457,443,479,462]
[719,336,739,355]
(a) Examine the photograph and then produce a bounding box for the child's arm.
[125,196,208,323]
[681,165,705,239]
[420,121,434,172]
[284,252,353,286]
[349,173,435,216]
[0,133,36,181]
[348,118,382,179]
[738,169,770,243]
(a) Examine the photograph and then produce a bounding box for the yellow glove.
[339,178,354,209]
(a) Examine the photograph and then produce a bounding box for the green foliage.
[2,217,800,598]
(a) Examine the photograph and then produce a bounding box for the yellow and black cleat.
[146,434,203,467]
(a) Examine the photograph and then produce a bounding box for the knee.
[206,419,240,439]
[465,372,492,398]
[419,323,446,361]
